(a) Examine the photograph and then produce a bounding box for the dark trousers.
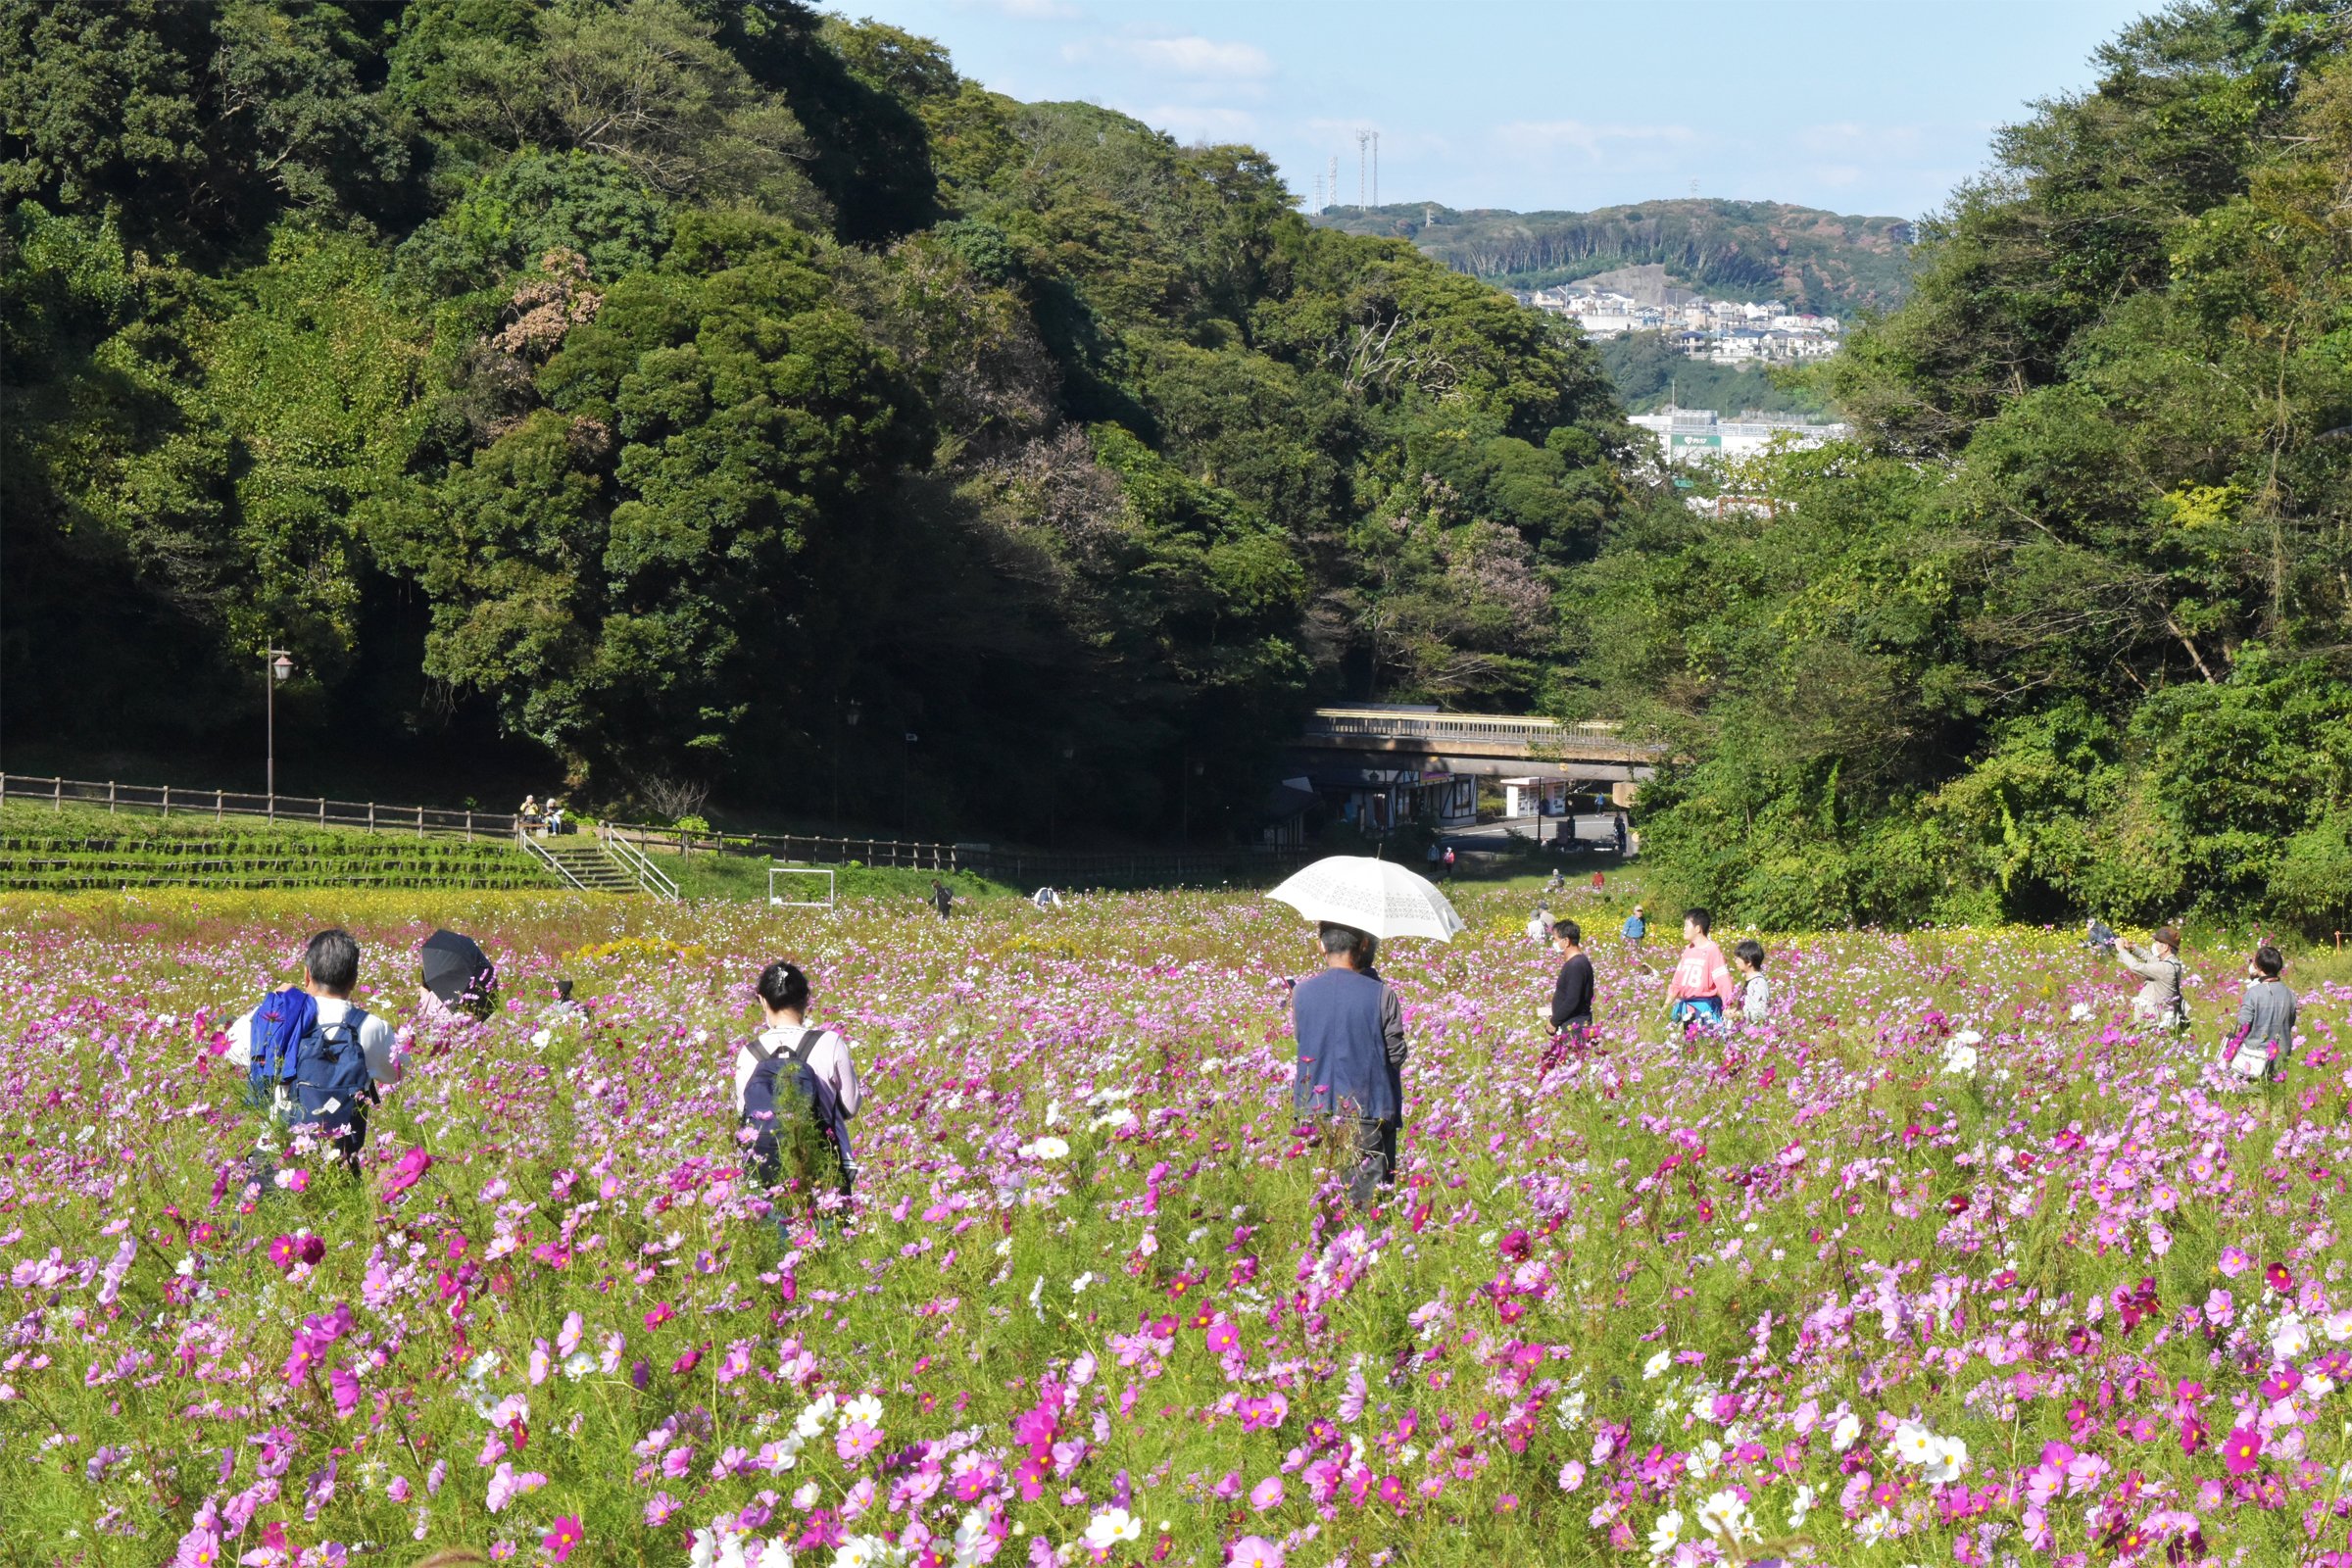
[1340,1116,1396,1207]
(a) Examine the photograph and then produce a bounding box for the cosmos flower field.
[6,888,2351,1568]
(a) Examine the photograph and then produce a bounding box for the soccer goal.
[767,866,837,909]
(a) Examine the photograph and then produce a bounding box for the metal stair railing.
[515,828,593,893]
[600,823,680,901]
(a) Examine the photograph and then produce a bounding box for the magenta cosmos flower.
[2223,1426,2263,1475]
[541,1516,582,1564]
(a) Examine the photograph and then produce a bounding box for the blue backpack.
[740,1029,855,1193]
[248,988,375,1156]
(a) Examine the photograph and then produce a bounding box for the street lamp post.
[264,649,294,816]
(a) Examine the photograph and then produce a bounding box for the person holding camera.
[2094,921,2188,1031]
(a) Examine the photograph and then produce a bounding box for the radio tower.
[1355,130,1370,209]
[1328,155,1339,213]
[1371,130,1380,209]
[1311,169,1322,211]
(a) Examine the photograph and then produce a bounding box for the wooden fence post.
[53,776,62,811]
[161,785,171,817]
[109,780,117,814]
[368,802,376,831]
[416,805,424,839]
[465,809,473,839]
[216,790,223,820]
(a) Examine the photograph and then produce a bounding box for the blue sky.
[854,0,2158,220]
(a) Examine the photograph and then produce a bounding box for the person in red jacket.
[1665,907,1737,1031]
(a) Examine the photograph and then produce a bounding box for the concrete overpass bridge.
[1274,707,1661,838]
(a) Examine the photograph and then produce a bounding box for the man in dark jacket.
[1292,922,1407,1207]
[1538,918,1595,1071]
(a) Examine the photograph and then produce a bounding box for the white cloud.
[953,0,1084,18]
[1121,103,1262,143]
[1796,122,1926,158]
[1066,34,1275,79]
[1499,119,1701,164]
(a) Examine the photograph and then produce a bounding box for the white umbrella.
[1265,856,1467,942]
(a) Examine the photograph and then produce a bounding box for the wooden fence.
[0,774,1313,888]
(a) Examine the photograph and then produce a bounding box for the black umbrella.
[420,929,496,1009]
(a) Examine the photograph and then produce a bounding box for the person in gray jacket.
[2107,924,2187,1030]
[2229,946,2299,1083]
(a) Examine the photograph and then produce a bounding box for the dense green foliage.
[1314,197,1917,313]
[1596,329,1833,417]
[1565,0,2352,936]
[0,0,1633,837]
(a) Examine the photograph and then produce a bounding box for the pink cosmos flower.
[2223,1426,2263,1475]
[1228,1538,1285,1568]
[837,1420,882,1463]
[2218,1248,2251,1277]
[1205,1317,1239,1354]
[1248,1475,1283,1511]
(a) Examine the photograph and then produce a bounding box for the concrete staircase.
[524,837,640,894]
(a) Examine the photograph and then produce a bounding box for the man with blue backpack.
[227,929,403,1177]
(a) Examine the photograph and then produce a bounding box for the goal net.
[767,866,837,909]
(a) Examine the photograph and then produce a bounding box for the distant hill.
[1310,198,1916,315]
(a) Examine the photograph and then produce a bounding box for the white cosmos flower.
[2327,1310,2352,1344]
[2275,1313,2314,1359]
[1642,1349,1672,1380]
[1831,1411,1862,1452]
[753,1542,793,1568]
[1082,1507,1144,1549]
[842,1394,883,1428]
[1694,1490,1754,1542]
[1894,1422,1938,1466]
[1855,1507,1895,1544]
[1018,1137,1071,1160]
[1788,1483,1818,1528]
[1646,1508,1685,1557]
[1922,1435,1969,1484]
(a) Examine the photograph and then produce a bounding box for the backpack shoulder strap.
[786,1027,823,1069]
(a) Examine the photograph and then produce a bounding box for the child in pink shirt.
[1666,907,1737,1029]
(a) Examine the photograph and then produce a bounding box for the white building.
[1626,406,1849,466]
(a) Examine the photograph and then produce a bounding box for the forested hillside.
[1563,0,2352,936]
[0,0,1635,836]
[1314,198,1916,314]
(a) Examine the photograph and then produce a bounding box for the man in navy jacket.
[1292,922,1408,1207]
